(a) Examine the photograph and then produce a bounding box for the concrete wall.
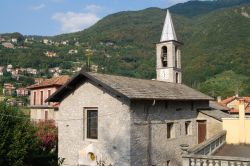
[197,112,223,139]
[223,118,250,144]
[130,100,209,166]
[30,87,58,121]
[30,108,55,121]
[223,100,250,144]
[58,81,131,166]
[30,87,57,106]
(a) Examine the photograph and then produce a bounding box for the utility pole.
[85,48,93,72]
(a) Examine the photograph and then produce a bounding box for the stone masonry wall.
[130,100,209,166]
[58,81,131,166]
[197,112,223,139]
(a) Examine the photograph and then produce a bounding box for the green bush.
[0,103,59,166]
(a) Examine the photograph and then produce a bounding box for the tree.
[0,103,61,166]
[0,103,38,166]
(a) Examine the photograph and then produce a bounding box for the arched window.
[176,73,179,83]
[161,46,168,67]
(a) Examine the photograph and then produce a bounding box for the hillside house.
[34,78,45,84]
[0,37,6,42]
[90,64,98,72]
[61,40,69,45]
[3,83,15,96]
[45,51,57,57]
[16,87,29,96]
[26,68,37,75]
[2,42,14,49]
[27,75,70,122]
[43,39,49,44]
[68,49,78,54]
[0,66,4,76]
[49,67,61,74]
[6,64,13,72]
[219,95,250,115]
[46,10,227,166]
[11,38,17,43]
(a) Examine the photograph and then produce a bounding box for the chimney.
[217,96,222,102]
[239,98,245,120]
[238,98,246,144]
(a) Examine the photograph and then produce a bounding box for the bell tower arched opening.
[161,46,168,67]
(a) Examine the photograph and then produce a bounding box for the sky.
[0,0,188,36]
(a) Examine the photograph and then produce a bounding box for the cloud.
[52,12,100,33]
[31,4,45,10]
[51,0,64,3]
[85,4,103,13]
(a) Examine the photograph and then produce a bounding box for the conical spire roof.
[160,10,177,42]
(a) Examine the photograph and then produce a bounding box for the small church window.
[33,91,36,105]
[87,109,98,139]
[176,73,179,83]
[40,91,43,105]
[167,160,171,166]
[167,122,174,139]
[45,111,48,121]
[191,101,194,111]
[185,121,192,135]
[175,47,178,67]
[161,46,168,67]
[165,101,168,109]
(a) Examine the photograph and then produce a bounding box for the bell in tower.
[161,46,168,67]
[156,10,182,83]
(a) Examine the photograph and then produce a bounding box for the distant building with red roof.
[219,95,250,114]
[27,75,70,122]
[3,83,15,96]
[16,87,29,96]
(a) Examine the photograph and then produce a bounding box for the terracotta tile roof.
[209,101,229,111]
[219,96,250,114]
[243,97,250,103]
[220,96,236,106]
[47,71,213,102]
[27,75,70,89]
[229,105,250,114]
[220,96,250,105]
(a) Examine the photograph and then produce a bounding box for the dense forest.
[0,0,250,98]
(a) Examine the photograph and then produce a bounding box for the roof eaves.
[46,71,130,102]
[199,110,223,122]
[81,72,130,100]
[130,97,211,101]
[46,73,82,102]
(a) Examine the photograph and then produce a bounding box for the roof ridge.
[47,71,213,102]
[88,72,183,85]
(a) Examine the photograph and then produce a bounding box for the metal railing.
[188,131,226,155]
[182,155,250,166]
[181,131,250,166]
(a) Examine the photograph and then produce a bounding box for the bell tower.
[156,10,182,83]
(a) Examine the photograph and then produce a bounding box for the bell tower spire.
[160,10,177,42]
[156,10,182,83]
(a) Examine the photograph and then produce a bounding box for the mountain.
[1,0,250,97]
[170,0,250,17]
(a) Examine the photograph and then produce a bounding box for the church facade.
[48,10,214,166]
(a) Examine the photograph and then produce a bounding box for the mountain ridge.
[0,0,250,97]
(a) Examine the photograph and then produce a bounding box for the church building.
[47,10,214,166]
